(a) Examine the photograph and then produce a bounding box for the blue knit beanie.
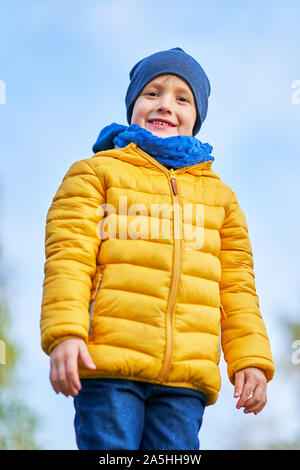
[125,47,211,136]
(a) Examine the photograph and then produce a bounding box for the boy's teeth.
[152,121,169,126]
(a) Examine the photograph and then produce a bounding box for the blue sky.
[1,0,300,449]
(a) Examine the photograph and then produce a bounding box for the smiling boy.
[41,47,275,450]
[131,74,197,138]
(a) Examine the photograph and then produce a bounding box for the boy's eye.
[145,91,159,97]
[144,91,190,102]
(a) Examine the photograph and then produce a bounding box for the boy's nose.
[156,96,173,114]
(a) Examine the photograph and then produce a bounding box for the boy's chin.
[147,128,179,139]
[152,131,177,138]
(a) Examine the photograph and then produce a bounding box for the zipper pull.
[169,169,178,195]
[170,178,178,195]
[220,304,227,319]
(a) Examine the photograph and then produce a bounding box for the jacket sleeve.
[40,159,105,356]
[219,190,275,385]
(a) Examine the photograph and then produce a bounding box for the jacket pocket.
[89,268,103,336]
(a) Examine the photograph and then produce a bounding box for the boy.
[40,48,275,450]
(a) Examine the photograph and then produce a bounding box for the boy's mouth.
[147,118,176,129]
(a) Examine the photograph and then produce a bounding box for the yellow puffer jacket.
[40,143,275,405]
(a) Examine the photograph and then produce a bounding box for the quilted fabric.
[40,143,275,405]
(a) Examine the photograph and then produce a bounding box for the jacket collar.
[93,142,221,180]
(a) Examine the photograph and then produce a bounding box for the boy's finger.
[234,370,245,397]
[236,379,256,409]
[78,343,96,370]
[244,384,266,413]
[241,395,260,413]
[244,400,265,414]
[56,359,72,396]
[65,356,82,396]
[49,371,60,394]
[50,358,68,395]
[51,378,60,394]
[254,404,266,415]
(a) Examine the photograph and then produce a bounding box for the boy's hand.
[50,338,96,397]
[233,367,267,415]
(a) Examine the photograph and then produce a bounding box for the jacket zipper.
[88,271,103,336]
[157,168,182,383]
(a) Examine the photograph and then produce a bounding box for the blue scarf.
[92,123,214,169]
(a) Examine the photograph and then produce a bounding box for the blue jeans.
[73,378,206,450]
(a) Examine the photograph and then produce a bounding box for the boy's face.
[131,74,197,138]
